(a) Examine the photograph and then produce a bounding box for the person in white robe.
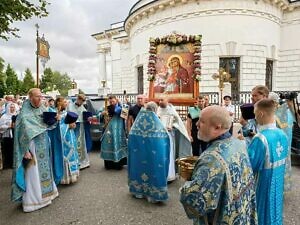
[157,97,192,182]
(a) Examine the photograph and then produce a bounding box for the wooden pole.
[35,24,39,88]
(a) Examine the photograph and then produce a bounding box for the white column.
[97,48,110,96]
[98,49,107,84]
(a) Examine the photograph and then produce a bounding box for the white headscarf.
[5,103,18,116]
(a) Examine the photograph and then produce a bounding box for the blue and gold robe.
[180,133,257,225]
[128,110,170,202]
[11,100,58,212]
[248,124,288,225]
[100,104,127,163]
[59,112,80,184]
[275,103,294,193]
[68,103,90,169]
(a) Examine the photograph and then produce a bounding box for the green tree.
[40,68,73,96]
[22,68,35,94]
[5,64,18,94]
[53,72,72,96]
[16,79,23,94]
[0,0,49,41]
[40,67,53,92]
[0,57,6,97]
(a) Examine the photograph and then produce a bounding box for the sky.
[0,0,137,93]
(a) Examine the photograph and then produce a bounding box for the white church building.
[92,0,300,102]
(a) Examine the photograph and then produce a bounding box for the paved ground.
[0,151,300,225]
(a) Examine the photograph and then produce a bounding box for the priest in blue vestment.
[60,110,80,184]
[180,106,257,225]
[11,88,58,212]
[68,94,90,169]
[269,92,295,193]
[128,101,170,203]
[100,95,127,170]
[49,97,80,185]
[47,97,64,185]
[248,99,288,225]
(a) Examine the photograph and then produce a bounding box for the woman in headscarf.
[0,103,17,169]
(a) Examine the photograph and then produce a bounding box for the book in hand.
[120,104,129,120]
[22,157,36,169]
[160,115,174,130]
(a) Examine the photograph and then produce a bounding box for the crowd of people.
[99,85,298,225]
[0,85,299,225]
[0,89,91,212]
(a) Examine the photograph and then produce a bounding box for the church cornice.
[129,7,283,38]
[92,26,128,41]
[124,0,299,32]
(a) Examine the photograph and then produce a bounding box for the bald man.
[180,106,257,225]
[11,88,59,212]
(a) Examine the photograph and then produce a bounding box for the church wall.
[277,8,300,91]
[111,40,133,93]
[127,0,282,94]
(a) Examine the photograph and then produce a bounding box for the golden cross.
[212,68,231,104]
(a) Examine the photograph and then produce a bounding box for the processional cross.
[212,68,231,105]
[101,80,107,88]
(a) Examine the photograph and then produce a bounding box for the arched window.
[265,60,273,91]
[137,66,144,94]
[219,57,240,102]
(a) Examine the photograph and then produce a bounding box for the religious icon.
[120,104,129,120]
[164,55,190,93]
[37,36,50,59]
[39,42,48,58]
[153,43,195,99]
[147,33,201,105]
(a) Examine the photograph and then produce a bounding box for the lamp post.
[212,68,231,105]
[35,23,40,88]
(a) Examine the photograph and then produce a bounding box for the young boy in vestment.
[248,99,288,225]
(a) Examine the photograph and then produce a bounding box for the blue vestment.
[68,103,90,169]
[100,104,127,162]
[11,100,54,202]
[60,113,79,184]
[47,108,64,185]
[275,103,294,192]
[248,124,288,225]
[84,121,92,152]
[242,118,258,146]
[128,111,170,202]
[180,134,257,225]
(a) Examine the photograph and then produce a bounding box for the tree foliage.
[53,72,72,96]
[0,57,6,97]
[0,59,75,98]
[22,67,35,93]
[16,79,23,94]
[39,67,53,91]
[0,0,50,41]
[40,67,73,96]
[5,64,18,94]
